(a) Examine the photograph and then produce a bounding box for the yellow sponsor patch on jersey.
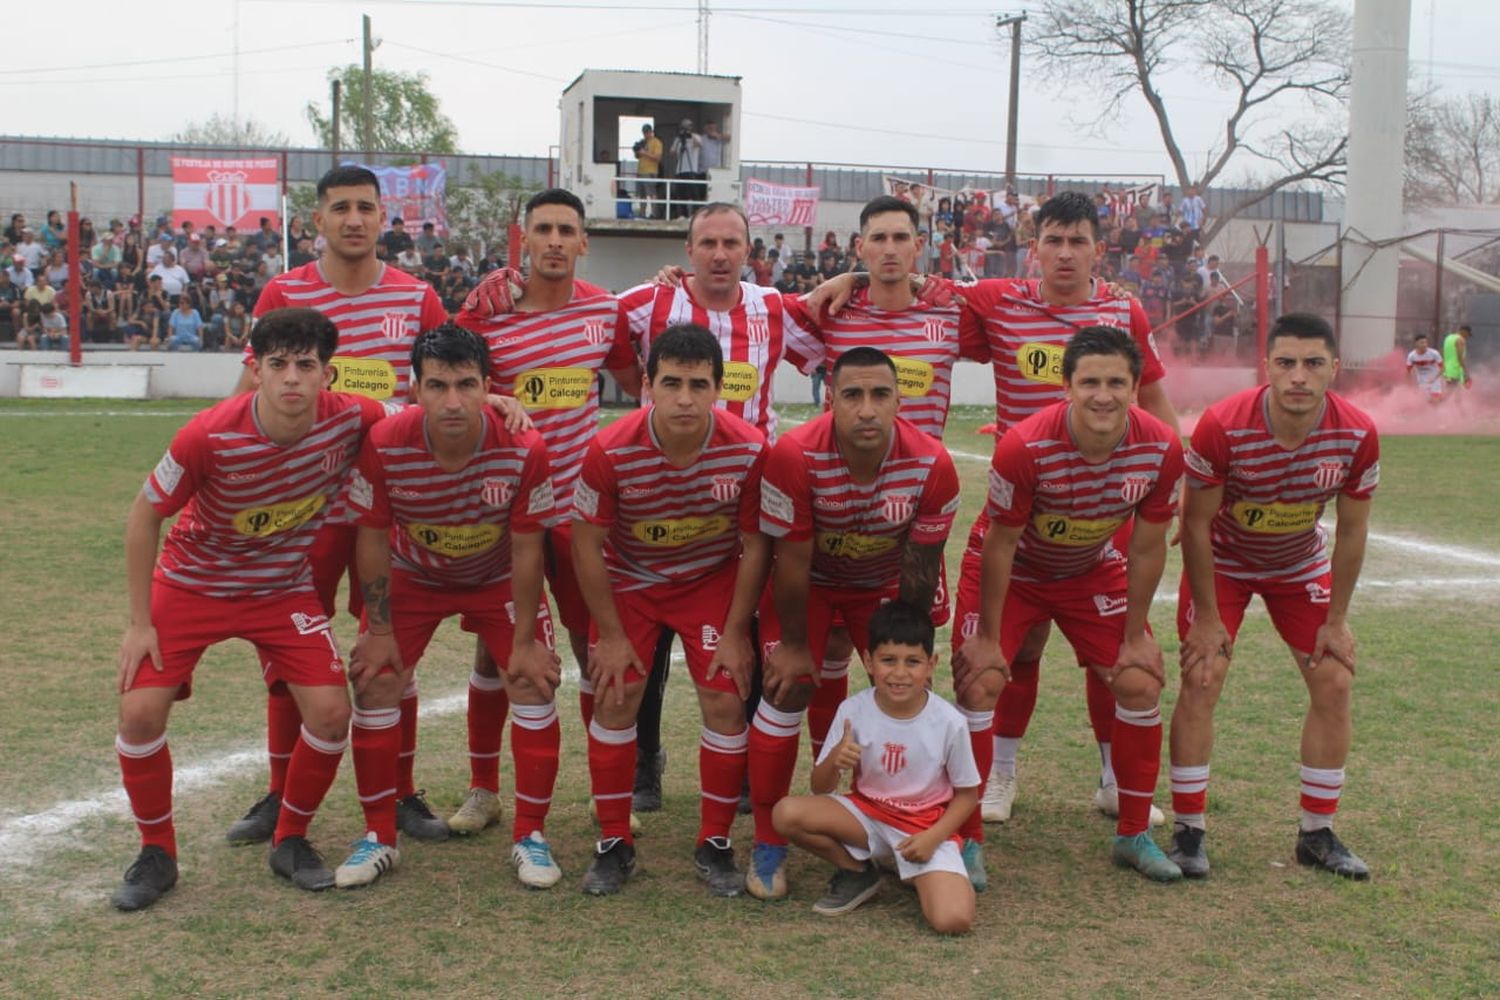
[514,367,593,410]
[892,356,935,397]
[1230,501,1319,534]
[720,361,760,402]
[1031,513,1124,547]
[631,516,733,547]
[407,523,504,557]
[234,493,327,537]
[815,531,899,559]
[1016,342,1065,386]
[330,357,397,399]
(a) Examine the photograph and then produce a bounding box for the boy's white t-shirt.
[816,687,981,835]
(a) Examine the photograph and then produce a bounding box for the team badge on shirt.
[710,475,741,502]
[482,477,514,508]
[320,447,346,474]
[921,317,947,343]
[381,311,409,344]
[583,319,610,346]
[881,742,907,776]
[746,318,770,345]
[882,494,914,523]
[1312,460,1346,490]
[1120,474,1152,504]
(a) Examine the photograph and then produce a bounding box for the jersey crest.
[881,742,907,776]
[1120,473,1152,504]
[710,475,741,503]
[1312,460,1345,490]
[482,477,514,508]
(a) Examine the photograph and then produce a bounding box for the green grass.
[1,399,1498,999]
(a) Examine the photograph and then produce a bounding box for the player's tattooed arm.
[897,540,944,611]
[362,576,392,632]
[351,526,404,693]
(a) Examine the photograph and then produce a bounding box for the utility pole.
[362,13,375,152]
[996,12,1026,187]
[332,80,343,168]
[697,1,711,74]
[232,0,241,132]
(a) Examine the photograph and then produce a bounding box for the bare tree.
[172,114,290,149]
[1026,0,1349,244]
[1406,91,1500,206]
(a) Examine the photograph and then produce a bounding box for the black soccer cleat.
[225,791,282,845]
[1168,825,1212,879]
[111,845,179,911]
[1295,827,1370,881]
[632,749,666,813]
[581,837,637,896]
[693,836,745,897]
[396,790,451,841]
[268,836,336,891]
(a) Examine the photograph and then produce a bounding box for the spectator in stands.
[0,270,19,339]
[7,253,34,290]
[120,233,143,274]
[668,118,705,219]
[416,221,440,255]
[17,229,47,274]
[85,279,115,342]
[396,242,423,275]
[934,197,954,239]
[113,265,137,321]
[1158,190,1176,226]
[793,251,818,291]
[774,254,800,295]
[122,299,164,351]
[289,236,316,269]
[76,217,96,250]
[1180,185,1207,240]
[3,214,25,245]
[42,210,65,251]
[39,302,68,350]
[92,233,123,285]
[208,272,236,315]
[633,123,665,219]
[818,248,843,283]
[16,303,40,350]
[24,270,57,314]
[261,241,284,276]
[220,300,250,352]
[179,235,210,281]
[1162,227,1193,276]
[422,240,449,283]
[150,251,190,301]
[166,296,203,351]
[378,216,412,261]
[748,245,773,286]
[42,250,68,290]
[249,216,279,253]
[1171,273,1205,355]
[769,247,787,286]
[146,233,173,269]
[142,274,170,315]
[700,120,729,171]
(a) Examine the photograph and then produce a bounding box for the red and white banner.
[171,158,280,232]
[745,179,820,227]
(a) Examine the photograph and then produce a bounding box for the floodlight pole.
[996,12,1026,187]
[362,14,375,153]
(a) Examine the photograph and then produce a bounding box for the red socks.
[117,733,175,857]
[698,726,749,845]
[1111,704,1162,836]
[1085,667,1117,746]
[748,702,804,846]
[807,658,850,759]
[993,657,1041,739]
[466,671,509,793]
[265,683,301,795]
[958,707,993,844]
[396,679,419,799]
[587,719,636,844]
[273,725,348,844]
[350,705,401,845]
[510,701,560,841]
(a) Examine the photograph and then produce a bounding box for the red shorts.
[310,521,362,620]
[591,564,739,694]
[827,560,948,633]
[365,571,556,670]
[131,581,346,700]
[1176,569,1332,654]
[954,560,1133,667]
[759,583,896,670]
[544,522,589,634]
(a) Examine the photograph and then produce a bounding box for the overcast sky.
[7,0,1498,185]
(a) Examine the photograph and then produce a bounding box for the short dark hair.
[866,600,934,655]
[1413,333,1429,344]
[250,307,338,361]
[1063,326,1143,383]
[1268,313,1338,357]
[647,323,723,383]
[525,188,586,226]
[410,323,492,382]
[859,195,919,232]
[687,202,749,243]
[1459,324,1472,334]
[316,165,381,202]
[1035,191,1102,240]
[831,345,897,382]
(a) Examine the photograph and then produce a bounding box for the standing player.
[750,347,961,900]
[450,188,640,836]
[341,325,564,889]
[1169,313,1379,880]
[225,165,455,849]
[570,325,771,897]
[955,327,1185,881]
[111,309,386,910]
[1405,333,1444,403]
[1442,324,1473,403]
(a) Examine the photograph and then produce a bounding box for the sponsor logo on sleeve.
[940,493,961,516]
[761,480,794,524]
[1357,461,1380,492]
[1184,447,1215,479]
[527,480,555,516]
[989,469,1015,510]
[348,469,374,510]
[572,480,600,518]
[153,451,184,495]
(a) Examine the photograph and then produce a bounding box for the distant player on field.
[1169,313,1379,881]
[1405,334,1444,403]
[1441,324,1473,404]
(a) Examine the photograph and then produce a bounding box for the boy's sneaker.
[745,842,789,900]
[693,836,744,897]
[960,838,988,893]
[812,862,881,916]
[447,788,502,836]
[110,845,178,911]
[632,749,666,813]
[334,832,400,889]
[580,837,636,896]
[1168,825,1211,879]
[980,771,1016,823]
[1111,832,1184,882]
[512,831,563,889]
[1094,783,1166,827]
[268,836,336,891]
[225,791,281,844]
[1295,828,1370,881]
[396,791,451,841]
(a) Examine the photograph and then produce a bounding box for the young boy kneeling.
[772,601,980,934]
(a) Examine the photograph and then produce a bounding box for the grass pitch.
[1,399,1497,999]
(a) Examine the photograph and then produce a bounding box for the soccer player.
[450,188,641,836]
[226,165,456,849]
[1169,313,1379,880]
[111,308,387,911]
[570,324,771,897]
[750,347,961,900]
[338,325,565,889]
[774,601,979,934]
[955,327,1185,881]
[1405,333,1444,403]
[1441,324,1473,402]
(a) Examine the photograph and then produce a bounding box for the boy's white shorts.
[831,794,967,881]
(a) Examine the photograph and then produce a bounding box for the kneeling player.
[774,601,979,934]
[112,308,387,910]
[571,324,770,897]
[343,325,564,889]
[955,326,1185,881]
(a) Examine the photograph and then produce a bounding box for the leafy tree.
[445,170,541,258]
[306,66,459,154]
[172,114,289,148]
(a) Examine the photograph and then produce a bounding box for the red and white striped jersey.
[143,391,386,598]
[987,401,1184,583]
[347,406,553,590]
[1185,386,1380,582]
[782,289,986,438]
[248,262,449,401]
[572,406,766,591]
[760,413,960,591]
[618,280,822,441]
[457,291,635,526]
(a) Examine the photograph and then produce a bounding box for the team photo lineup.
[109,164,1383,933]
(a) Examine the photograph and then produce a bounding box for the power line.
[0,39,352,78]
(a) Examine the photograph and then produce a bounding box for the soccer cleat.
[447,788,503,836]
[110,845,178,911]
[1168,825,1212,879]
[745,842,789,900]
[1094,783,1166,827]
[225,791,282,844]
[693,836,744,898]
[269,836,336,892]
[1295,828,1371,881]
[960,838,989,893]
[512,831,563,890]
[1111,832,1184,882]
[396,790,451,841]
[632,748,666,813]
[980,770,1017,823]
[334,832,400,889]
[587,797,642,836]
[580,837,636,896]
[812,862,882,916]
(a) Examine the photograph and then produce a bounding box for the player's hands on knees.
[349,630,404,696]
[462,267,524,319]
[829,720,862,774]
[508,639,563,693]
[1308,620,1357,675]
[1179,618,1231,687]
[117,623,162,694]
[589,634,642,707]
[895,828,941,863]
[1111,631,1165,688]
[650,264,686,287]
[952,634,1010,696]
[487,393,534,433]
[763,641,816,702]
[706,629,754,700]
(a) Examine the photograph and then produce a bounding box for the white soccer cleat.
[1094,783,1165,827]
[447,787,503,835]
[334,832,400,889]
[511,831,563,890]
[980,770,1017,823]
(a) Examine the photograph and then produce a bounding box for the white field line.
[0,409,200,417]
